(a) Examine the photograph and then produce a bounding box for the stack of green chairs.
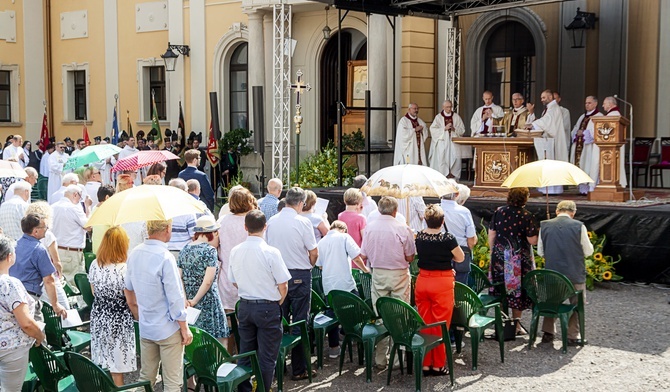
[64,351,152,391]
[452,282,505,370]
[356,272,373,309]
[328,290,388,383]
[309,289,340,369]
[84,252,96,273]
[468,264,507,313]
[376,297,454,391]
[29,345,77,392]
[277,317,312,392]
[41,302,91,352]
[311,267,325,302]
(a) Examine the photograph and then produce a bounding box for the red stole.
[606,106,621,115]
[441,111,453,129]
[405,113,422,165]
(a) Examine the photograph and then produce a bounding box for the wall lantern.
[322,6,332,41]
[161,42,191,72]
[564,8,597,49]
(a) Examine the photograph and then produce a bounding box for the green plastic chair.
[328,290,388,383]
[74,273,94,308]
[226,309,239,353]
[84,237,93,253]
[376,297,454,391]
[28,345,78,392]
[309,289,340,369]
[22,364,40,392]
[277,317,312,392]
[452,282,505,370]
[41,302,91,352]
[467,264,507,312]
[311,267,325,302]
[84,252,96,274]
[184,326,264,392]
[523,269,586,354]
[409,261,419,306]
[356,272,373,309]
[35,176,49,201]
[64,351,152,391]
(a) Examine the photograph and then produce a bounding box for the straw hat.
[194,215,221,233]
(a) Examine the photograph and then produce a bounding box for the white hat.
[194,215,220,233]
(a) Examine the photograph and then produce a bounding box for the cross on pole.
[290,69,311,184]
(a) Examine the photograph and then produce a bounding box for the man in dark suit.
[178,149,215,211]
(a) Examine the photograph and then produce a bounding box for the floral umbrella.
[112,150,179,172]
[361,164,458,198]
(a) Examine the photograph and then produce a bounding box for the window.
[0,71,10,122]
[484,22,535,108]
[229,43,248,131]
[148,66,166,120]
[73,70,87,120]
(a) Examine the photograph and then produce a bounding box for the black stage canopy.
[312,0,566,19]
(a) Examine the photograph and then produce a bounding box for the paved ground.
[134,282,670,391]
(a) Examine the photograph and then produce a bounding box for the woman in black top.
[414,204,464,376]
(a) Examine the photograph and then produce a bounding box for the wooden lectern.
[588,116,641,201]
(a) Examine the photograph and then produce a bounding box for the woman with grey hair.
[0,235,46,390]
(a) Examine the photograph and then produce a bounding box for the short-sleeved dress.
[489,205,539,310]
[178,243,229,338]
[89,260,136,373]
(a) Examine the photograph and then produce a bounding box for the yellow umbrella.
[361,164,458,198]
[501,159,594,218]
[85,185,206,227]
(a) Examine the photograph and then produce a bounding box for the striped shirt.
[167,213,196,251]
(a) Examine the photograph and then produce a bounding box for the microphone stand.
[613,94,633,202]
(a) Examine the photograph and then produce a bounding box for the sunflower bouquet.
[584,230,622,290]
[472,220,491,270]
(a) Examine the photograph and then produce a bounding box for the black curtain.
[320,31,351,148]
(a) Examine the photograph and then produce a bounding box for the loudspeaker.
[252,86,265,155]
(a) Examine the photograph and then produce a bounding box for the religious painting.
[347,60,367,108]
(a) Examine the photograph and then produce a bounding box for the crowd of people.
[0,125,593,391]
[394,90,627,195]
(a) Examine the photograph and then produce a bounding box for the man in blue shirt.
[179,149,215,211]
[9,213,67,322]
[440,190,477,284]
[125,219,192,392]
[258,178,283,220]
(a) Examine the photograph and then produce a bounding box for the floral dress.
[178,243,229,338]
[489,205,539,311]
[89,260,136,373]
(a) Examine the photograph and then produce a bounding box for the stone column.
[368,14,388,148]
[247,10,265,133]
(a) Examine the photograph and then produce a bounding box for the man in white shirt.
[266,187,318,381]
[430,100,466,179]
[47,142,69,203]
[470,91,504,137]
[393,103,428,166]
[0,181,31,240]
[51,185,91,285]
[50,173,81,205]
[4,167,38,202]
[229,210,291,392]
[3,135,29,168]
[440,190,477,284]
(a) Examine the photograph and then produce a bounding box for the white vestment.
[429,111,465,178]
[569,110,602,193]
[560,106,571,155]
[47,151,69,203]
[470,104,504,136]
[118,145,141,186]
[532,100,568,194]
[2,145,29,168]
[393,115,428,165]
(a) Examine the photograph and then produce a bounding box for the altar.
[452,137,537,196]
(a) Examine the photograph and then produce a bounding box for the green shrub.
[291,142,357,188]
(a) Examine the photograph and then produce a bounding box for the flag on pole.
[39,108,49,151]
[151,90,163,147]
[82,123,90,145]
[127,110,133,138]
[112,105,119,145]
[206,119,220,166]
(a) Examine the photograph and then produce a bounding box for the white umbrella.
[361,164,458,198]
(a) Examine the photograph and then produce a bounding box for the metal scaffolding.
[271,2,292,184]
[444,25,461,111]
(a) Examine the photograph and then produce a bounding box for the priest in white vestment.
[501,93,531,136]
[47,142,69,203]
[393,103,428,165]
[2,135,30,168]
[569,96,602,194]
[429,100,465,178]
[470,91,504,137]
[553,92,572,155]
[527,89,569,194]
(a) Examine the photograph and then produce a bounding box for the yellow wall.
[0,1,26,141]
[401,17,436,112]
[627,0,659,137]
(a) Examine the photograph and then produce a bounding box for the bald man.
[501,93,531,136]
[258,178,283,220]
[470,91,504,137]
[569,96,602,194]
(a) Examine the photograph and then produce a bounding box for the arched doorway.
[319,29,367,147]
[484,21,536,108]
